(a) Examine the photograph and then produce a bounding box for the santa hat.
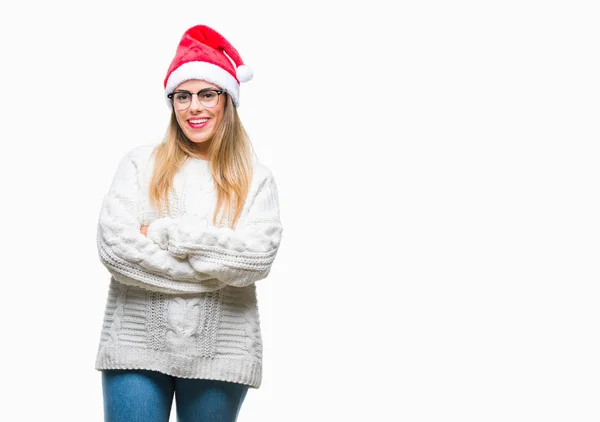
[164,25,253,107]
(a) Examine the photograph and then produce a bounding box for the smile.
[188,118,209,128]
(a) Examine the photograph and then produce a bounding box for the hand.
[140,225,149,237]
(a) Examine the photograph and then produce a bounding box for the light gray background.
[0,0,598,421]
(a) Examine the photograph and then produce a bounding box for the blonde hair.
[149,93,254,229]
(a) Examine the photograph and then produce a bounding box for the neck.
[190,142,210,161]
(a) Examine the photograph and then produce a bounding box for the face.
[172,79,226,152]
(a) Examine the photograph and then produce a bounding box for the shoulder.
[115,143,160,173]
[251,157,277,183]
[124,143,160,163]
[249,160,281,204]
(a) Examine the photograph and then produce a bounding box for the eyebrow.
[173,88,219,93]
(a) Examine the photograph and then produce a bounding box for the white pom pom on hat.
[236,65,253,83]
[164,25,252,107]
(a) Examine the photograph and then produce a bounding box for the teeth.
[189,119,208,124]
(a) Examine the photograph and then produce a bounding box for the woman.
[95,24,283,421]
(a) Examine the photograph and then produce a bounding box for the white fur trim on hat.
[165,61,241,107]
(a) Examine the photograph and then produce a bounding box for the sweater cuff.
[146,217,173,250]
[166,215,210,258]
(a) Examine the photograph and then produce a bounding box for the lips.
[188,118,209,129]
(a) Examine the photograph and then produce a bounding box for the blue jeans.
[101,369,249,422]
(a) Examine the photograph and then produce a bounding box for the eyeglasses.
[167,89,225,111]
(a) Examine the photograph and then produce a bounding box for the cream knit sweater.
[94,144,283,388]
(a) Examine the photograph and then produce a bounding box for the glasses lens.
[199,91,219,108]
[173,93,191,110]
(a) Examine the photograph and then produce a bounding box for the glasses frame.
[167,88,225,110]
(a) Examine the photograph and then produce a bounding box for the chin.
[183,130,210,143]
[189,137,211,144]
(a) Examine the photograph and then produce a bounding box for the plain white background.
[0,0,599,420]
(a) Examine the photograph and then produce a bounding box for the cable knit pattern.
[96,148,229,294]
[146,173,282,287]
[94,144,283,388]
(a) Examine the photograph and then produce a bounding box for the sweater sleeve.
[96,149,228,294]
[145,170,284,288]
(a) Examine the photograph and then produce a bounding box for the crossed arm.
[97,150,283,294]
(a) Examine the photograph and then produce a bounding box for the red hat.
[164,25,253,107]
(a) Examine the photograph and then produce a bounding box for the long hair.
[148,93,254,229]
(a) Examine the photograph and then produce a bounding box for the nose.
[189,94,204,112]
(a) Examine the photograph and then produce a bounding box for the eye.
[201,92,217,100]
[175,93,190,101]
